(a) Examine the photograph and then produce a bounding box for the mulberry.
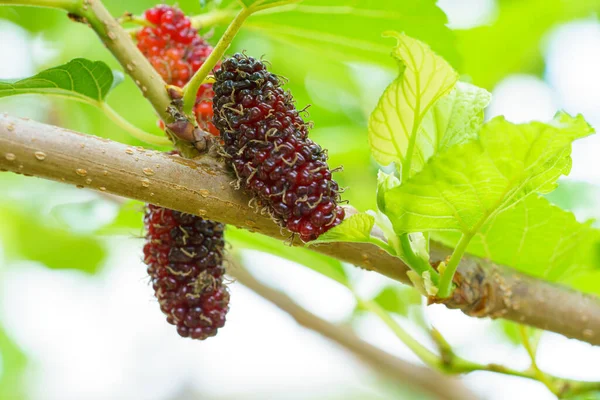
[137,5,219,136]
[139,7,229,340]
[212,54,345,242]
[143,204,229,340]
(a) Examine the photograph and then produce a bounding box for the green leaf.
[372,285,422,316]
[376,170,401,212]
[368,32,458,178]
[0,207,106,274]
[308,213,374,245]
[227,226,349,286]
[418,81,491,157]
[0,325,27,400]
[545,180,600,225]
[456,0,599,89]
[95,200,145,235]
[385,113,593,236]
[0,58,116,105]
[308,213,397,255]
[434,196,600,285]
[241,0,460,68]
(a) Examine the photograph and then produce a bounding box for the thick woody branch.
[1,114,600,346]
[229,264,478,400]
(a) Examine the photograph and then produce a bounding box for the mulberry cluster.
[212,54,345,242]
[136,4,218,136]
[143,204,229,340]
[138,6,228,340]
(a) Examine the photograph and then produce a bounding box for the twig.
[76,0,174,123]
[182,7,252,115]
[357,297,440,367]
[1,114,600,347]
[519,326,557,395]
[228,262,479,400]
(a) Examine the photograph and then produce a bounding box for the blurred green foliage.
[0,326,27,400]
[457,0,600,89]
[0,176,107,273]
[1,0,600,397]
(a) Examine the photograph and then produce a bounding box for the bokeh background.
[1,0,600,399]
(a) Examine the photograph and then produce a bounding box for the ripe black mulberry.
[143,204,229,340]
[212,54,345,242]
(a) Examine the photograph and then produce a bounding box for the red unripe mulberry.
[136,5,218,136]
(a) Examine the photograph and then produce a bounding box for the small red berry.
[136,5,219,136]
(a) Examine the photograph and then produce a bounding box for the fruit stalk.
[182,7,252,115]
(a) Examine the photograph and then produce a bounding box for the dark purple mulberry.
[143,204,229,340]
[212,53,345,242]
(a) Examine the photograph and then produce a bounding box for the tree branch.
[1,113,600,346]
[228,263,479,400]
[75,0,173,122]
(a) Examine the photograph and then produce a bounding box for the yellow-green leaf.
[368,32,458,179]
[385,112,593,235]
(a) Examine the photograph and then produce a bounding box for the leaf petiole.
[117,14,153,27]
[183,0,301,115]
[436,233,473,298]
[182,7,253,115]
[190,9,237,30]
[399,233,439,285]
[0,0,80,11]
[358,297,440,367]
[100,104,171,146]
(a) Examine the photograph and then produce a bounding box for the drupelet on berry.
[138,5,229,340]
[136,4,218,136]
[143,204,229,340]
[212,53,345,242]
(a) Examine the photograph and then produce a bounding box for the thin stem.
[252,0,302,12]
[562,381,600,398]
[520,325,538,368]
[230,262,479,400]
[0,0,80,11]
[77,0,173,122]
[117,14,152,27]
[359,295,546,382]
[452,359,537,380]
[519,326,558,395]
[437,233,473,298]
[430,327,455,366]
[189,1,302,31]
[182,7,252,115]
[190,9,237,30]
[100,104,171,146]
[125,27,137,39]
[358,297,440,368]
[399,233,439,285]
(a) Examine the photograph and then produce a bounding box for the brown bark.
[1,113,600,346]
